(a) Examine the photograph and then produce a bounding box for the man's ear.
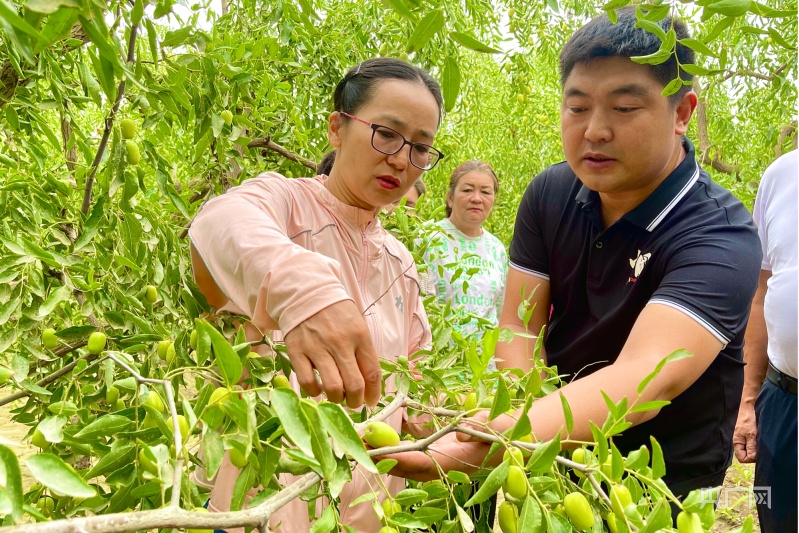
[674,90,697,136]
[328,112,343,148]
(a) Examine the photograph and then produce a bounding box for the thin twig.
[247,136,318,170]
[0,349,93,407]
[81,22,139,215]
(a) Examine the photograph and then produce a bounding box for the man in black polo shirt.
[391,7,761,499]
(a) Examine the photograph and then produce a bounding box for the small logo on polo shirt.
[628,250,651,283]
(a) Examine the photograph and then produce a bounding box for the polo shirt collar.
[575,137,702,232]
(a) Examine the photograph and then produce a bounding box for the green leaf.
[449,30,500,53]
[705,16,735,42]
[310,504,337,533]
[630,49,671,65]
[637,349,692,395]
[317,402,377,474]
[406,9,444,54]
[162,27,192,48]
[230,463,255,511]
[37,417,66,443]
[0,297,19,325]
[394,488,428,507]
[625,445,649,470]
[635,18,666,41]
[131,0,143,25]
[649,436,665,479]
[198,321,242,387]
[463,460,508,507]
[446,470,470,484]
[56,325,96,341]
[559,392,573,435]
[381,0,416,22]
[749,1,797,17]
[768,27,796,50]
[388,513,427,529]
[74,196,105,250]
[37,284,71,318]
[706,0,752,17]
[678,38,719,57]
[47,401,77,417]
[528,433,561,473]
[77,15,120,70]
[680,64,718,76]
[641,500,672,532]
[661,77,683,97]
[25,0,80,13]
[590,421,608,464]
[488,375,510,421]
[518,495,544,533]
[441,56,461,114]
[26,453,97,498]
[0,0,41,38]
[630,400,670,413]
[611,443,624,482]
[300,402,336,482]
[271,388,313,457]
[258,445,281,488]
[74,415,133,440]
[34,5,78,53]
[456,504,475,532]
[20,380,51,396]
[0,446,23,521]
[412,506,448,524]
[375,458,398,474]
[85,440,135,478]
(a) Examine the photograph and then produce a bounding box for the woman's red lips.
[376,176,400,190]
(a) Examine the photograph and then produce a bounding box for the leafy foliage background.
[0,0,795,530]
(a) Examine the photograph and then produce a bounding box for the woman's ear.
[328,112,343,148]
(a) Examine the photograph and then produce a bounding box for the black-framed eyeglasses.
[340,112,444,171]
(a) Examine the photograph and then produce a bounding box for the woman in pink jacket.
[189,57,445,532]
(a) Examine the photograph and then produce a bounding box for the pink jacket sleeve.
[188,173,353,334]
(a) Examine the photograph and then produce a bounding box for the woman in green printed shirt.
[423,160,508,344]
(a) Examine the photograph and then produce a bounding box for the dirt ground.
[1,399,760,531]
[714,459,761,532]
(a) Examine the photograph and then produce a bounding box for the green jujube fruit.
[362,421,400,448]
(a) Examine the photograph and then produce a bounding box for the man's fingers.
[287,351,322,398]
[331,352,366,409]
[745,437,757,463]
[354,339,381,407]
[733,442,747,463]
[311,352,346,404]
[734,435,758,463]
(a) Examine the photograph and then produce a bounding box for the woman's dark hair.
[445,160,499,218]
[317,150,336,175]
[559,6,695,105]
[333,57,444,123]
[320,58,444,178]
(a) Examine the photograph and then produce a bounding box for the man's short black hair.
[559,6,695,104]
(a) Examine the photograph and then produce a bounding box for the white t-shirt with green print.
[423,218,508,339]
